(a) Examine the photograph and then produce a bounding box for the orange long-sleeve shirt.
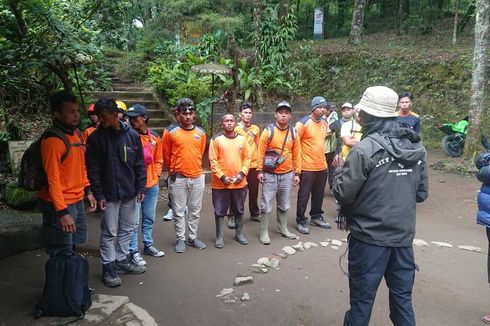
[209,132,250,189]
[140,131,163,188]
[257,125,301,175]
[82,126,96,143]
[39,133,89,214]
[162,125,206,178]
[235,122,260,169]
[295,116,328,171]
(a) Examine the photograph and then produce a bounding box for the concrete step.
[112,84,150,92]
[92,91,155,102]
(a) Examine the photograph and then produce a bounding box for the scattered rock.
[250,263,261,268]
[303,242,312,250]
[439,179,445,183]
[413,239,429,247]
[139,282,143,285]
[275,289,280,292]
[273,251,288,259]
[341,239,347,243]
[240,293,250,302]
[261,268,269,273]
[293,242,305,251]
[216,288,234,297]
[269,257,280,269]
[234,276,254,286]
[320,242,329,247]
[458,245,482,253]
[223,294,238,304]
[331,245,339,250]
[257,257,271,267]
[431,241,453,248]
[331,240,342,247]
[282,246,296,255]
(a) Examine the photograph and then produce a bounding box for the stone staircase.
[92,78,172,135]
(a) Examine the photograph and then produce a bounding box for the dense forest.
[0,0,488,151]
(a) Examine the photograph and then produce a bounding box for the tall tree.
[464,0,489,159]
[452,0,460,45]
[252,0,265,110]
[349,0,367,45]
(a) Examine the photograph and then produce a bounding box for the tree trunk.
[252,0,265,111]
[349,0,367,45]
[464,0,489,159]
[9,1,28,38]
[452,0,460,45]
[46,63,73,92]
[226,32,240,113]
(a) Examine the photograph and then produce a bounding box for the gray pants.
[170,174,205,241]
[100,197,137,264]
[260,171,294,214]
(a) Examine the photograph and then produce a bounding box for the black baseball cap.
[125,104,147,117]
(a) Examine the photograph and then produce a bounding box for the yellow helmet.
[116,100,127,112]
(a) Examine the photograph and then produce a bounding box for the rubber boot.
[259,212,271,245]
[277,208,298,239]
[215,216,224,249]
[227,216,236,229]
[234,215,248,245]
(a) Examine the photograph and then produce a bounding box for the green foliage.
[5,182,38,210]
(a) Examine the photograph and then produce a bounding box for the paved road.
[0,150,488,325]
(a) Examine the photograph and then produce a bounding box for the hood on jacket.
[476,151,490,170]
[369,128,426,167]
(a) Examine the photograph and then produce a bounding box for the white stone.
[413,239,429,247]
[216,288,234,297]
[331,245,339,250]
[341,239,348,243]
[320,242,329,247]
[257,257,270,266]
[275,289,280,292]
[282,246,296,255]
[234,276,254,286]
[431,241,453,248]
[125,302,158,326]
[304,242,312,250]
[308,242,319,247]
[270,257,280,268]
[458,245,482,253]
[240,293,250,301]
[139,282,144,285]
[273,251,288,259]
[82,294,130,324]
[331,240,342,247]
[250,263,261,268]
[261,268,269,273]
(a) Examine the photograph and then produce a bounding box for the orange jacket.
[39,133,89,215]
[235,122,260,169]
[162,125,206,178]
[140,130,163,188]
[209,132,250,189]
[257,125,301,174]
[295,116,328,171]
[82,126,96,143]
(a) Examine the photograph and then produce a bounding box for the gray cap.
[276,100,292,112]
[311,96,328,111]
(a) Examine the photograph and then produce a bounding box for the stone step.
[92,91,155,102]
[112,84,151,92]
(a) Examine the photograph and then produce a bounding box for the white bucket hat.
[354,86,399,118]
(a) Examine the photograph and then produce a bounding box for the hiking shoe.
[163,209,174,221]
[250,215,261,222]
[131,251,147,266]
[102,262,121,288]
[297,223,310,234]
[174,239,186,253]
[144,245,165,257]
[310,217,332,229]
[227,217,236,229]
[186,238,206,250]
[116,257,146,274]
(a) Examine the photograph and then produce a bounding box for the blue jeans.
[39,199,87,256]
[344,236,416,326]
[129,184,159,252]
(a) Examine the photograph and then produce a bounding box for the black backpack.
[35,250,92,320]
[18,127,83,191]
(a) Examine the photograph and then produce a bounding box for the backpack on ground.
[35,249,92,319]
[18,127,83,191]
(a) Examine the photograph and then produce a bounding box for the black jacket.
[86,121,146,202]
[333,128,429,247]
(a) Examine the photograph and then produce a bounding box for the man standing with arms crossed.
[257,101,301,245]
[162,98,207,253]
[295,96,331,234]
[209,113,251,248]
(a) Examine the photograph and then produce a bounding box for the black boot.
[234,215,248,245]
[102,262,121,288]
[215,216,224,248]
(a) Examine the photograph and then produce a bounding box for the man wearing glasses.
[162,98,207,253]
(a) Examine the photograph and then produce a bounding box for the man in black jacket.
[86,97,147,288]
[333,86,428,326]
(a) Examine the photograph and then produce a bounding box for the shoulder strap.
[241,125,256,140]
[44,127,85,163]
[267,123,275,144]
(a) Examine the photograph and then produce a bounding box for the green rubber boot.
[277,208,298,239]
[215,216,224,248]
[234,215,248,245]
[259,212,271,245]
